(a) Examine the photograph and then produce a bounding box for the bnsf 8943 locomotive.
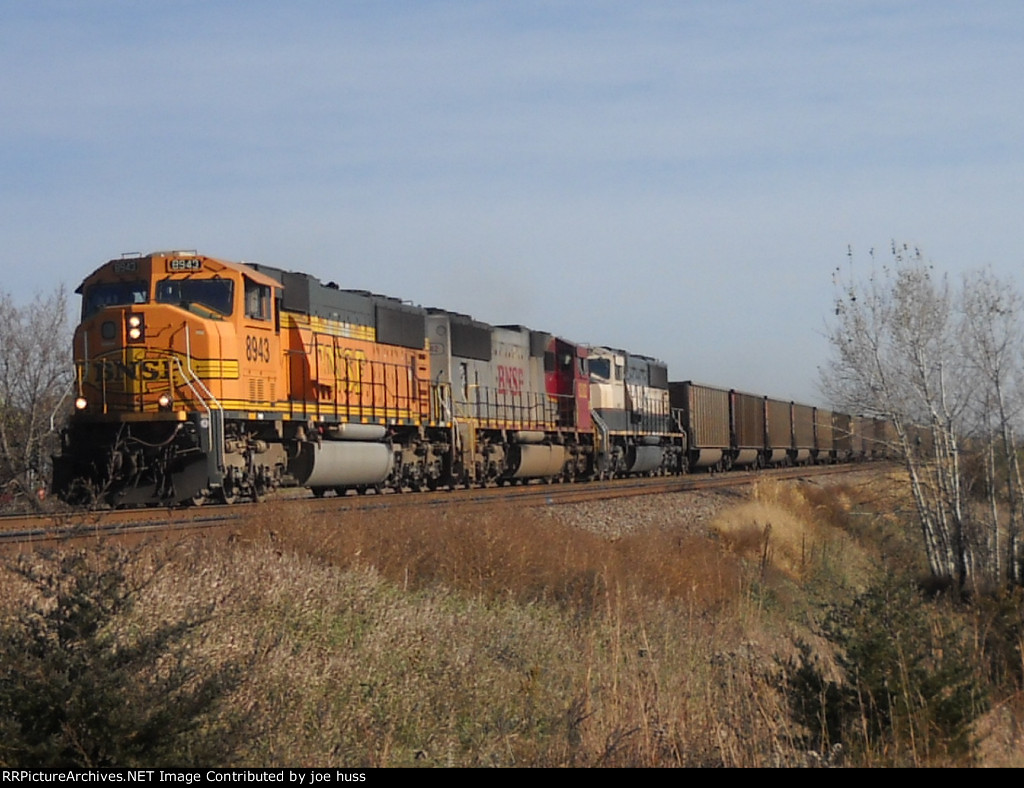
[54,251,690,505]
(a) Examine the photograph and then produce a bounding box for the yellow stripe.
[128,401,423,422]
[282,313,376,342]
[189,359,240,379]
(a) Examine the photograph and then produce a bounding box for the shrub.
[0,546,244,767]
[786,575,988,765]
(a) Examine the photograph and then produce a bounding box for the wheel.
[64,478,98,507]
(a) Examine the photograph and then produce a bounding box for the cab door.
[239,274,282,411]
[572,344,591,432]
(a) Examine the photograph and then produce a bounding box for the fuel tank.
[289,440,394,488]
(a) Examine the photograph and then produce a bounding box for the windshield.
[82,281,149,318]
[156,278,234,317]
[589,357,611,381]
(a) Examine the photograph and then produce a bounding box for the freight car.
[669,381,731,471]
[52,250,885,506]
[833,412,854,462]
[669,384,854,471]
[814,408,834,464]
[731,389,767,469]
[792,403,815,465]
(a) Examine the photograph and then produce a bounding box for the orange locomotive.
[54,251,448,505]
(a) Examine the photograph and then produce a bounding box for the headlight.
[125,313,145,342]
[75,396,88,410]
[158,394,172,410]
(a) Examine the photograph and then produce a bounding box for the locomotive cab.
[72,252,282,418]
[57,252,286,505]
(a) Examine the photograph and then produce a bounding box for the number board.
[167,258,203,273]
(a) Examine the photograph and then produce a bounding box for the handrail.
[590,409,610,458]
[179,325,225,473]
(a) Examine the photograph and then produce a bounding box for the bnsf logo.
[497,365,525,394]
[315,345,368,395]
[84,359,173,382]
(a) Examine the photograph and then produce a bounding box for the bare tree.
[0,286,74,505]
[823,244,1024,590]
[960,269,1024,585]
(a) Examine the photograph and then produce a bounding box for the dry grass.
[709,479,875,592]
[176,539,803,766]
[974,694,1024,767]
[2,475,1015,767]
[246,500,752,615]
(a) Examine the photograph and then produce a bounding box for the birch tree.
[823,244,1024,590]
[960,270,1024,585]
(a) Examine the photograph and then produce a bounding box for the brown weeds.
[1,477,1011,766]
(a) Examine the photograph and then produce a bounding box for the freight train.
[52,251,891,506]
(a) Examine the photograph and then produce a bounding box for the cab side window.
[245,278,272,321]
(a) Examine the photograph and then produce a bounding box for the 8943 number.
[246,335,271,364]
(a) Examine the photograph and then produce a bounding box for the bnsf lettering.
[89,360,173,382]
[246,335,272,363]
[497,365,525,394]
[315,345,367,394]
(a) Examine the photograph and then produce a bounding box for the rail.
[2,462,873,548]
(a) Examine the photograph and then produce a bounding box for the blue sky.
[3,1,1023,403]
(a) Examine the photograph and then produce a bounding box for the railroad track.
[0,463,880,549]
